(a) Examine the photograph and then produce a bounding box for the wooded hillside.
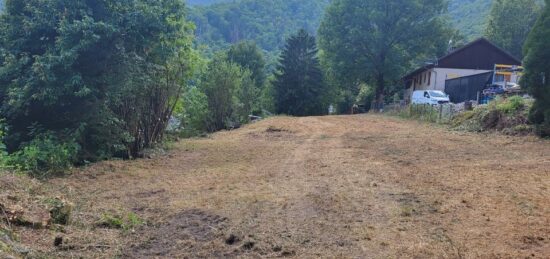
[448,0,492,39]
[187,0,230,5]
[188,0,493,53]
[189,0,329,52]
[0,0,494,44]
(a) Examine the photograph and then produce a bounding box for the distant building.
[402,38,521,103]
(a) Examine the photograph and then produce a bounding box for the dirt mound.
[125,209,228,258]
[451,97,534,135]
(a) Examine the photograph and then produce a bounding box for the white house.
[402,38,522,102]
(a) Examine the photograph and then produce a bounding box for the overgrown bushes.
[0,0,195,174]
[177,42,269,136]
[5,133,79,177]
[450,97,533,135]
[390,97,535,136]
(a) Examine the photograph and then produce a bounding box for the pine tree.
[274,29,326,116]
[522,0,550,136]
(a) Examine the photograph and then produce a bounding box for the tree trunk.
[374,73,385,112]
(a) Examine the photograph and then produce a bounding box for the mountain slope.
[448,0,492,39]
[190,0,493,53]
[0,0,493,49]
[187,0,231,6]
[189,0,329,52]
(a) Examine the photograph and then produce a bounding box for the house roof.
[402,38,522,82]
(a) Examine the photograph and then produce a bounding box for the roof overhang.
[402,64,435,82]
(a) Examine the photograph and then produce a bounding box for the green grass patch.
[97,212,144,232]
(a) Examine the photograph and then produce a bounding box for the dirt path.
[3,115,550,258]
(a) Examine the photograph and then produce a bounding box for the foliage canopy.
[318,0,452,108]
[485,0,543,59]
[0,0,195,172]
[521,0,550,136]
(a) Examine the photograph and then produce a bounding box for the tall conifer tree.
[274,30,326,116]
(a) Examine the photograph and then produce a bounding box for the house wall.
[405,68,491,101]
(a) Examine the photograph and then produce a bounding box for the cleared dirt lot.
[2,115,549,258]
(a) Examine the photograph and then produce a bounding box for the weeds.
[395,104,441,123]
[3,132,79,177]
[97,212,144,232]
[43,198,72,225]
[496,96,525,114]
[450,97,533,135]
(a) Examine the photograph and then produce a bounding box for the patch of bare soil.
[1,115,549,258]
[125,209,229,258]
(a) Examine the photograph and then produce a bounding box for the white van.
[411,90,450,105]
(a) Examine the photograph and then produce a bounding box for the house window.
[428,72,431,85]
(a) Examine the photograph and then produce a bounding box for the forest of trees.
[189,0,329,53]
[485,0,543,59]
[0,0,548,175]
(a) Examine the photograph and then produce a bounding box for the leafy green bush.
[200,55,258,131]
[180,87,210,137]
[356,83,375,111]
[496,96,525,114]
[0,0,195,163]
[6,133,79,177]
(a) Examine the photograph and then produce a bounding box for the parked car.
[483,85,505,95]
[411,90,450,105]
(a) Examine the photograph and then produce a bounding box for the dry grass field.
[1,115,549,258]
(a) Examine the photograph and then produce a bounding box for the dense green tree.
[0,0,195,167]
[485,0,543,59]
[181,87,209,134]
[227,41,267,90]
[274,30,326,116]
[521,0,550,136]
[200,55,255,132]
[318,0,451,109]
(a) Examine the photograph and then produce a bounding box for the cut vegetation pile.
[451,96,534,135]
